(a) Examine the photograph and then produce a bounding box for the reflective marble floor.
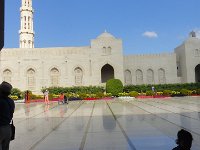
[11,97,200,150]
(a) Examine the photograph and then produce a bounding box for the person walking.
[0,81,15,150]
[44,90,49,105]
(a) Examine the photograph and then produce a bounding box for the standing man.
[0,81,15,150]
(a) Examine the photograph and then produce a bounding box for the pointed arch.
[50,68,60,87]
[74,67,83,86]
[136,69,143,85]
[27,68,36,90]
[195,64,200,83]
[3,69,12,83]
[158,68,166,84]
[125,70,132,85]
[101,64,114,83]
[147,69,154,84]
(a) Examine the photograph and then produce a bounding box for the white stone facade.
[0,0,200,93]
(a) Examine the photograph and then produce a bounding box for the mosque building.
[1,0,200,93]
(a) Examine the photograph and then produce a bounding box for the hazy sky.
[4,0,200,54]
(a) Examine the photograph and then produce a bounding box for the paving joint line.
[125,101,200,140]
[28,101,85,150]
[106,101,137,150]
[79,101,96,150]
[137,100,200,121]
[15,101,80,124]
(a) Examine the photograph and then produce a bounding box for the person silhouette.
[0,82,15,150]
[172,129,193,150]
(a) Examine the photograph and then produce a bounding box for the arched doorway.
[195,64,200,83]
[101,64,114,83]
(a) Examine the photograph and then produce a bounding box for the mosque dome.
[97,31,116,39]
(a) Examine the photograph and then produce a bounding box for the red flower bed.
[137,95,170,99]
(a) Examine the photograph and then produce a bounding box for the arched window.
[27,68,36,90]
[136,69,143,85]
[28,40,31,48]
[28,17,30,29]
[125,70,132,85]
[3,69,12,83]
[158,68,166,84]
[103,47,106,54]
[24,16,26,29]
[107,47,112,55]
[147,69,154,84]
[23,40,26,48]
[74,67,83,86]
[50,68,60,87]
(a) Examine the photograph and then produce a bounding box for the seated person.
[59,93,64,104]
[172,129,193,150]
[64,95,68,104]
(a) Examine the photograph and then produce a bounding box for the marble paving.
[10,97,200,150]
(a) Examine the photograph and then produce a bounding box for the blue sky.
[4,0,200,54]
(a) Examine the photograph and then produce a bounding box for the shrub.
[146,90,154,96]
[78,93,87,99]
[180,89,193,96]
[11,88,22,99]
[118,92,129,97]
[196,89,200,95]
[163,90,173,96]
[124,83,200,93]
[156,92,163,96]
[10,95,18,100]
[129,91,139,97]
[105,93,112,97]
[96,92,105,99]
[42,86,105,95]
[106,79,123,96]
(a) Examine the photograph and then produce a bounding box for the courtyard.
[11,97,200,150]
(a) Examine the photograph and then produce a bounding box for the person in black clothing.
[172,129,193,150]
[0,82,15,150]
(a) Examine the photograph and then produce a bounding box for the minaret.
[19,0,34,48]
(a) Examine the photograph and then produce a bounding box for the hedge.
[124,83,200,93]
[42,86,105,95]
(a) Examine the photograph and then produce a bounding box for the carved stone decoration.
[27,68,35,90]
[50,68,60,87]
[125,70,132,85]
[158,68,166,84]
[3,69,12,83]
[74,67,83,86]
[136,69,143,85]
[147,69,154,84]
